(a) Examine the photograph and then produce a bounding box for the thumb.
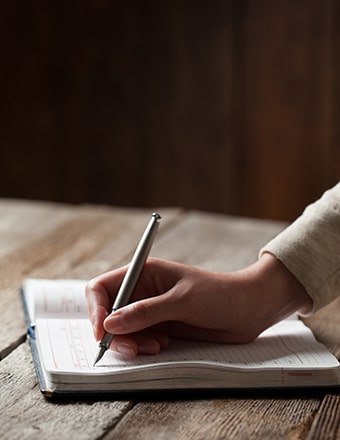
[103,292,181,334]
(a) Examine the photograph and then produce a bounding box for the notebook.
[21,278,340,398]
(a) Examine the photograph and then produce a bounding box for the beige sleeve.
[260,182,340,313]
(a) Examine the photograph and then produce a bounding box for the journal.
[21,278,340,398]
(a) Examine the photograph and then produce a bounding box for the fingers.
[110,329,169,357]
[104,291,184,335]
[85,259,179,340]
[87,266,128,299]
[85,267,128,340]
[86,278,171,356]
[85,258,192,350]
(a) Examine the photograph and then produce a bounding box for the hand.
[85,254,312,357]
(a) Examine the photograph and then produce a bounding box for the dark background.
[1,0,339,221]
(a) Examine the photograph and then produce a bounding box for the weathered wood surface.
[0,200,339,440]
[306,394,340,440]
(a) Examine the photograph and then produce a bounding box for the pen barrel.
[99,331,114,350]
[113,212,161,309]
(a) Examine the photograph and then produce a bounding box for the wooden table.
[0,200,339,440]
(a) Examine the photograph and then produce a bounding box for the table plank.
[0,344,132,440]
[0,200,338,440]
[103,398,320,440]
[0,199,75,260]
[152,210,287,271]
[306,394,340,440]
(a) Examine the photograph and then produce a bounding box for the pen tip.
[93,346,106,367]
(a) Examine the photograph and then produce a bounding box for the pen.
[93,212,162,366]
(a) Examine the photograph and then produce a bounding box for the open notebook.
[21,278,340,397]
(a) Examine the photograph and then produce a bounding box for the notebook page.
[24,279,88,323]
[36,317,339,375]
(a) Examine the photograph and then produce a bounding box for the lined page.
[36,317,339,375]
[24,279,88,322]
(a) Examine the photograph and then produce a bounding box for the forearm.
[254,253,313,323]
[260,182,340,312]
[234,253,313,340]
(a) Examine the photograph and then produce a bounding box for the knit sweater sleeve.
[260,182,340,313]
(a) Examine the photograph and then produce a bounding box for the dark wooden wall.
[0,0,339,221]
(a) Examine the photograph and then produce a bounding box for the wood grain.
[241,0,336,220]
[0,199,338,439]
[0,344,133,440]
[152,211,287,271]
[306,394,340,440]
[103,398,320,440]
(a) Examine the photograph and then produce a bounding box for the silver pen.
[93,212,162,366]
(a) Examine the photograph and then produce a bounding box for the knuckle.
[131,301,154,327]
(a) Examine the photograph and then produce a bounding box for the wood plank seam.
[306,394,340,440]
[0,334,26,361]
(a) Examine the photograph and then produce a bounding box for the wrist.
[232,253,313,340]
[256,252,313,324]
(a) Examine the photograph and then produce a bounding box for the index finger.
[85,266,128,340]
